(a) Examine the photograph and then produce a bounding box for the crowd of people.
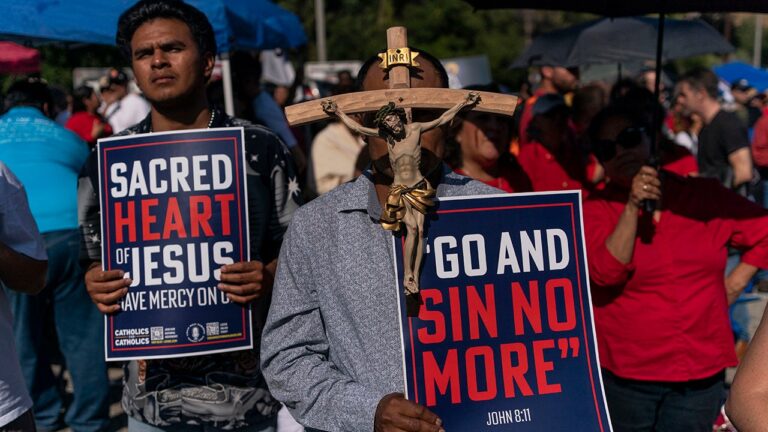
[2,1,768,432]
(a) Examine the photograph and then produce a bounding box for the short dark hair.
[355,47,449,90]
[116,0,216,60]
[72,85,95,113]
[5,77,52,111]
[679,67,720,100]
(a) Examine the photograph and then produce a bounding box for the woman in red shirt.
[65,85,112,148]
[584,106,768,432]
[446,107,531,193]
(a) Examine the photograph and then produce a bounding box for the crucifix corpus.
[285,26,519,298]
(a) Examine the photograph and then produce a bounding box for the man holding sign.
[78,1,299,430]
[262,26,612,431]
[260,50,498,431]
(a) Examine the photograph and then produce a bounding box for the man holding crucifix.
[321,91,479,295]
[261,27,517,431]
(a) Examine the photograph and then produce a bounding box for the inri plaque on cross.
[285,26,519,298]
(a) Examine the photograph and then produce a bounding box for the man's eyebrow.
[159,39,187,49]
[133,45,153,57]
[133,39,187,56]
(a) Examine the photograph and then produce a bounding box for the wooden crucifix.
[285,26,519,298]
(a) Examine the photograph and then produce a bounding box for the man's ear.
[203,52,216,82]
[42,102,50,117]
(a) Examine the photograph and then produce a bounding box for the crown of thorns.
[374,102,407,127]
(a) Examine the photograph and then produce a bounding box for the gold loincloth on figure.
[380,179,435,231]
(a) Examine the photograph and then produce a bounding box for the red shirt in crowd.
[65,111,112,146]
[517,89,550,148]
[751,107,768,168]
[517,140,598,197]
[661,143,698,177]
[584,173,768,382]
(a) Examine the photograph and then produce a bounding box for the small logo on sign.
[150,326,164,341]
[186,323,205,343]
[206,322,220,336]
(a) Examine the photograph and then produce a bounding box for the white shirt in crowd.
[311,122,365,195]
[103,92,151,133]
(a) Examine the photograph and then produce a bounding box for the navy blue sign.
[99,128,252,361]
[394,192,612,431]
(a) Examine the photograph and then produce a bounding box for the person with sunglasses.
[583,105,768,432]
[609,84,698,178]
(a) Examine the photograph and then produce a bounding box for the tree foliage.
[15,1,764,92]
[276,0,595,87]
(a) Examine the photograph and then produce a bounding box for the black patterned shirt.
[77,108,301,429]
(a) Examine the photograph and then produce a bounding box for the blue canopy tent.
[0,0,307,114]
[714,62,768,93]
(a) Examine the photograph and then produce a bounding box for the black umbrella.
[467,0,766,211]
[466,0,768,16]
[513,17,734,68]
[465,0,751,211]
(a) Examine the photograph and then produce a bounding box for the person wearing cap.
[0,78,108,432]
[517,93,601,196]
[99,68,151,133]
[78,1,300,431]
